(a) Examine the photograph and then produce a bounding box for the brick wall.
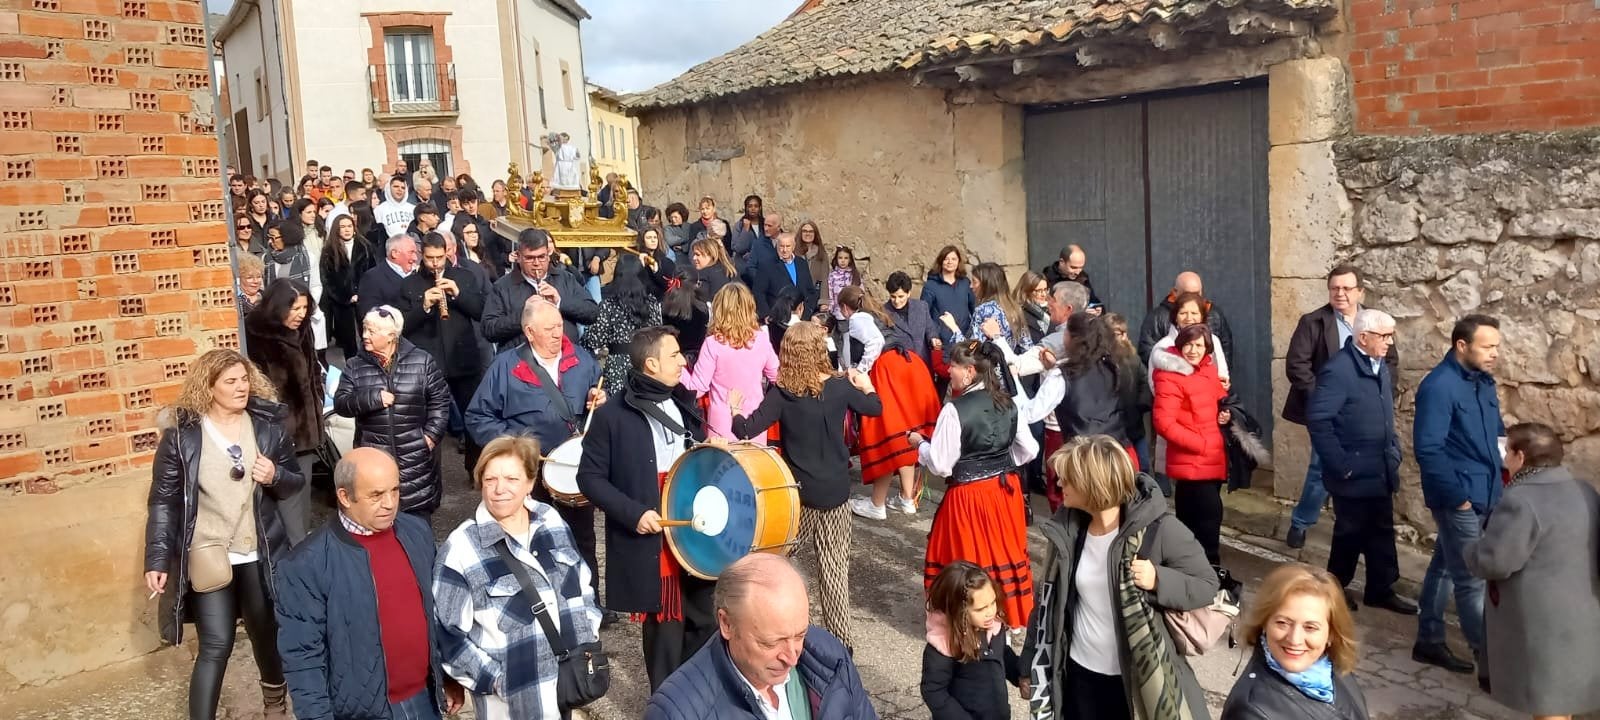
[0,0,237,686]
[1350,0,1600,134]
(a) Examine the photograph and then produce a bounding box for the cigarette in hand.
[148,590,159,600]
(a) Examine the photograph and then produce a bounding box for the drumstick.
[579,349,609,435]
[658,519,695,527]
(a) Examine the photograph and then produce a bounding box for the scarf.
[1116,525,1195,720]
[626,370,675,404]
[1259,636,1336,704]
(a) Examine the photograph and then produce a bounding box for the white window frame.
[385,31,438,105]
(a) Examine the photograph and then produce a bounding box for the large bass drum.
[661,443,800,579]
[541,436,589,507]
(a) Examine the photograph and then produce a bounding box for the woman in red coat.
[1151,323,1231,565]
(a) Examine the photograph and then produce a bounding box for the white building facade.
[217,0,590,186]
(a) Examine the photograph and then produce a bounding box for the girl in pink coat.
[680,283,780,442]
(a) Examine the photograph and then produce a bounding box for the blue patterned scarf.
[1260,636,1335,703]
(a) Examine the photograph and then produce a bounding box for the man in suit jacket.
[1305,309,1417,616]
[479,228,600,347]
[1282,264,1399,548]
[400,232,486,472]
[356,234,418,318]
[752,232,818,321]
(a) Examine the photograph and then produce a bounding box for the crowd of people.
[139,159,1600,720]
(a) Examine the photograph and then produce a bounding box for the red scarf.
[632,471,685,623]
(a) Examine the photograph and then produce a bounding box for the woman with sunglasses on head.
[144,349,305,720]
[244,278,324,543]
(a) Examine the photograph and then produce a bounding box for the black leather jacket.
[1221,650,1369,720]
[143,398,305,644]
[333,338,451,513]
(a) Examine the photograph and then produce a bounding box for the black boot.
[1412,642,1474,674]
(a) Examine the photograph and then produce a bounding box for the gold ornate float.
[490,162,637,248]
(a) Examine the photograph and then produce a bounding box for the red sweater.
[352,529,430,703]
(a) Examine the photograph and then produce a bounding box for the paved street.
[0,443,1509,720]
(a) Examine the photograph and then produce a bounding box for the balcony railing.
[368,63,458,117]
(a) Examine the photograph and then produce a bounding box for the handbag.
[188,541,233,593]
[1137,517,1241,656]
[493,540,609,709]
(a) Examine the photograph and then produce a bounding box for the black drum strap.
[635,400,693,449]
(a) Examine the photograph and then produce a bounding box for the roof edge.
[212,0,260,47]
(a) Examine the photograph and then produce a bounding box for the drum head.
[542,437,584,496]
[663,447,763,579]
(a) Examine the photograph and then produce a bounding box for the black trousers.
[446,373,484,474]
[1173,479,1225,566]
[642,573,718,692]
[1328,493,1400,601]
[1062,657,1130,720]
[189,561,284,720]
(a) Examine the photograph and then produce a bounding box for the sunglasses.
[228,445,245,480]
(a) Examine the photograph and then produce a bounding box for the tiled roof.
[626,0,1333,112]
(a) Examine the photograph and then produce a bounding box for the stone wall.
[633,78,1030,280]
[1333,130,1600,528]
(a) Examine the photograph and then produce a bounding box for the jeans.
[189,563,284,720]
[1290,447,1326,532]
[1417,506,1486,654]
[1132,436,1151,480]
[584,275,602,302]
[388,688,441,720]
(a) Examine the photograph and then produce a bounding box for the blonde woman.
[236,254,266,316]
[679,283,779,441]
[1023,435,1217,720]
[1222,563,1368,720]
[144,349,303,720]
[1013,270,1051,347]
[689,237,736,305]
[729,322,881,648]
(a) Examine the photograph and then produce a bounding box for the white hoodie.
[375,189,415,238]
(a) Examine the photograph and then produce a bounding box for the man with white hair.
[645,554,876,719]
[1305,308,1417,615]
[357,234,418,317]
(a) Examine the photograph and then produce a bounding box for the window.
[596,121,605,158]
[534,45,547,127]
[620,127,626,161]
[398,138,451,180]
[560,60,573,110]
[384,30,438,104]
[253,69,267,120]
[611,126,618,162]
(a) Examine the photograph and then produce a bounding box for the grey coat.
[1464,465,1600,716]
[1022,473,1219,719]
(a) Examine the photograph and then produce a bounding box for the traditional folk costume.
[841,311,942,484]
[575,371,711,692]
[920,382,1040,628]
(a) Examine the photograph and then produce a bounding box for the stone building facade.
[631,0,1600,534]
[0,0,234,689]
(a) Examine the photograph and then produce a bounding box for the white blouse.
[916,383,1040,477]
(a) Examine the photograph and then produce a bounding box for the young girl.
[823,245,862,321]
[837,286,941,521]
[679,283,779,442]
[921,560,1022,720]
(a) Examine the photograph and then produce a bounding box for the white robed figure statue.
[549,131,582,191]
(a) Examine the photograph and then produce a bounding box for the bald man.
[276,448,462,719]
[1040,244,1103,309]
[645,554,877,720]
[1136,270,1234,363]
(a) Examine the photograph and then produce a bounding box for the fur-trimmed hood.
[1151,345,1203,375]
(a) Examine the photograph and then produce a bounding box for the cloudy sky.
[206,0,793,94]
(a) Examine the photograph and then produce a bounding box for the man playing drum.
[577,325,711,691]
[465,297,605,600]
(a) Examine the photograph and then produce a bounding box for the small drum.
[662,443,800,580]
[541,436,589,507]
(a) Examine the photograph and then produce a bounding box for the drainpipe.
[511,0,533,170]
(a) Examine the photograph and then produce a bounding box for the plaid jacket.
[433,498,601,719]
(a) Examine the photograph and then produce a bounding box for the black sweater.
[920,629,1021,720]
[731,376,881,509]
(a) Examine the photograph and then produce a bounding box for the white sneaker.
[891,496,917,515]
[848,496,887,520]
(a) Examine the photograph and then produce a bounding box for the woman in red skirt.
[912,339,1039,630]
[836,286,943,520]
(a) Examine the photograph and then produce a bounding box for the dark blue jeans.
[1417,506,1486,655]
[1290,447,1325,532]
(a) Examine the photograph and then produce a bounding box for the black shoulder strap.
[1137,514,1162,560]
[494,539,570,658]
[633,398,693,448]
[518,344,576,426]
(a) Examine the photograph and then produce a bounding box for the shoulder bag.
[493,540,609,709]
[1137,516,1241,656]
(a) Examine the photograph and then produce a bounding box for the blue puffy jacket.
[464,337,601,452]
[920,273,975,345]
[275,514,444,720]
[1307,339,1401,498]
[1412,351,1505,512]
[646,626,878,720]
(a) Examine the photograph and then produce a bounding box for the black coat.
[1041,263,1103,307]
[320,237,378,353]
[1220,651,1369,720]
[575,385,705,613]
[356,262,409,318]
[244,314,324,451]
[1056,356,1129,444]
[920,629,1021,720]
[144,399,306,644]
[1282,304,1399,425]
[1137,293,1234,365]
[694,264,735,305]
[1306,340,1400,498]
[399,263,486,379]
[479,264,599,347]
[333,338,452,513]
[751,257,818,320]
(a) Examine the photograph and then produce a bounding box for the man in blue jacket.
[1411,314,1504,682]
[646,553,877,720]
[1306,309,1417,616]
[275,448,463,719]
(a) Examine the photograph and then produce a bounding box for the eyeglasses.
[1329,285,1360,295]
[1362,331,1396,342]
[227,445,245,480]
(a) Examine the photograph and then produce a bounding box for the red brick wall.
[1350,0,1600,134]
[0,0,235,494]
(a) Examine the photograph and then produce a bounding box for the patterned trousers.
[798,504,854,647]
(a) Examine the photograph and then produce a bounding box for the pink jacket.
[680,326,780,441]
